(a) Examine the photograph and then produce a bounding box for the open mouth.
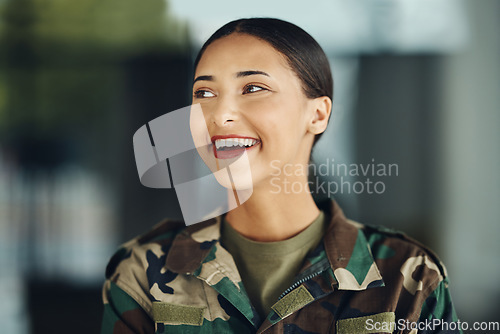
[212,137,260,159]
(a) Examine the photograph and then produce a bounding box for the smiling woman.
[101,18,461,334]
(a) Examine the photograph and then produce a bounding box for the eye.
[193,89,215,99]
[243,84,266,94]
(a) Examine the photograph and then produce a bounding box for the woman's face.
[192,33,319,190]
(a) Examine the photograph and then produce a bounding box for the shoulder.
[105,218,185,281]
[103,216,221,307]
[351,220,449,292]
[330,219,456,323]
[103,218,186,313]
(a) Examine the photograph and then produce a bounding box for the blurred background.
[0,0,498,333]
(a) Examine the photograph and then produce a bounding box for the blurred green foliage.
[0,0,188,57]
[0,0,189,138]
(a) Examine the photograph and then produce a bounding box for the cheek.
[244,97,299,134]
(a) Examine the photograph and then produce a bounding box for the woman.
[101,18,460,334]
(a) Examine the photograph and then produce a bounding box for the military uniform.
[101,200,461,333]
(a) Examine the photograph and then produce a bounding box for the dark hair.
[194,18,333,146]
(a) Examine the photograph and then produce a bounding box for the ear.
[308,96,332,135]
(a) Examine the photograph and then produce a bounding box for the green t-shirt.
[220,211,326,320]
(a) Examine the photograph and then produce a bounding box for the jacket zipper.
[278,269,325,300]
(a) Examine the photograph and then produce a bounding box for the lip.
[210,134,261,159]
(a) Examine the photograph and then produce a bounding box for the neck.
[225,173,320,242]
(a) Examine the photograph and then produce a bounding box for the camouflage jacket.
[101,200,461,333]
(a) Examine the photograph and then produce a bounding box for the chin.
[213,165,254,191]
[197,148,254,191]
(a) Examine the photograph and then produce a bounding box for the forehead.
[195,33,291,76]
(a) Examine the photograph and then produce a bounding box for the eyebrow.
[236,70,270,78]
[193,75,214,84]
[193,70,270,84]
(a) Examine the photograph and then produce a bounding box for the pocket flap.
[152,302,206,326]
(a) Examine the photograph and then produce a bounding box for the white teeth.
[214,138,258,149]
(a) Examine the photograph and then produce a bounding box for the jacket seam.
[201,279,213,321]
[113,277,154,319]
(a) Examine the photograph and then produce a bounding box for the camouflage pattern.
[101,200,461,333]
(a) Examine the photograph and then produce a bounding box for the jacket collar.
[165,199,384,291]
[319,199,384,291]
[165,217,221,275]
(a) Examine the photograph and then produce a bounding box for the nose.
[207,95,238,127]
